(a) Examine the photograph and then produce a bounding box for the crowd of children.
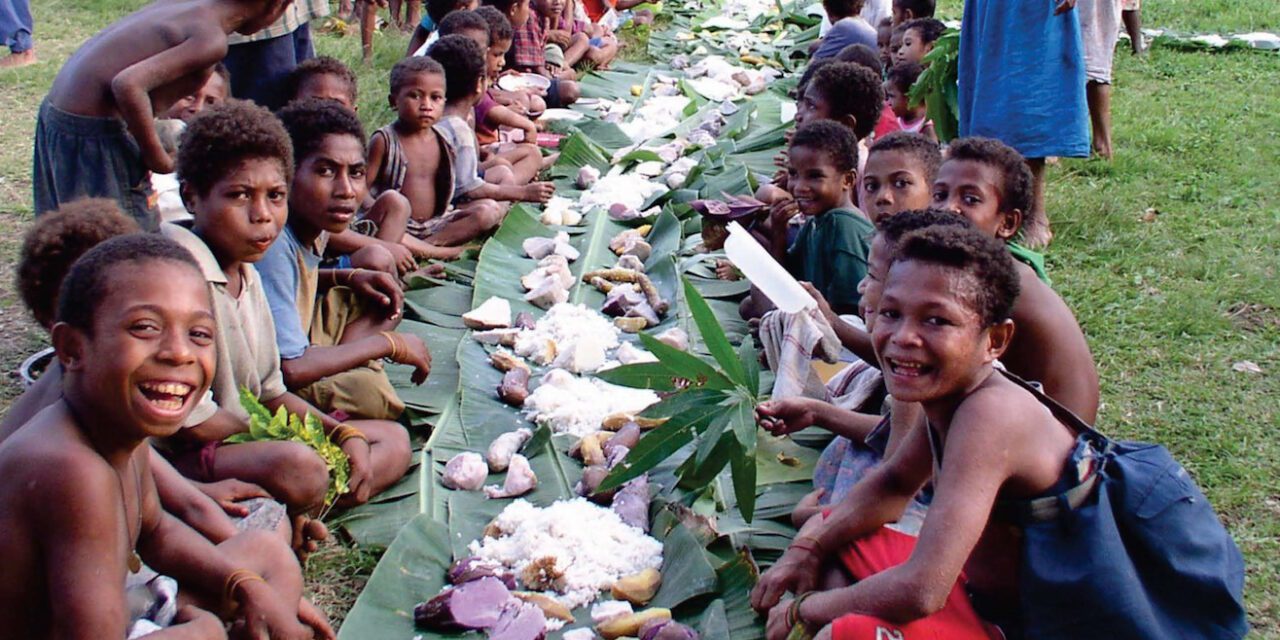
[3,0,1244,636]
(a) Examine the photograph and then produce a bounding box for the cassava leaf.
[730,438,759,522]
[637,331,736,391]
[682,276,749,386]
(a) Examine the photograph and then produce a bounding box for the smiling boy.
[0,235,325,639]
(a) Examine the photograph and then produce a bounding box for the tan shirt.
[162,223,289,425]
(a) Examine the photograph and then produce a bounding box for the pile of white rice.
[522,369,659,437]
[468,498,664,610]
[514,303,621,373]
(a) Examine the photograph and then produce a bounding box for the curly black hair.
[821,0,865,19]
[808,61,884,140]
[285,55,358,105]
[427,35,487,102]
[878,206,970,244]
[18,199,142,329]
[892,0,935,18]
[428,0,473,23]
[795,58,833,99]
[475,5,513,42]
[276,98,366,166]
[836,43,883,77]
[894,223,1020,325]
[55,234,203,334]
[944,137,1034,219]
[886,60,923,92]
[791,120,860,174]
[388,55,446,98]
[868,131,943,184]
[439,9,490,43]
[479,0,518,17]
[903,17,946,44]
[177,99,293,198]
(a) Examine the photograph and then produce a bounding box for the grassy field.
[1,0,1278,635]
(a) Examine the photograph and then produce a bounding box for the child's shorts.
[298,287,406,420]
[32,99,157,230]
[546,77,569,109]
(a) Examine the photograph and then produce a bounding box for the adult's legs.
[1086,80,1113,159]
[0,0,35,68]
[1025,158,1052,248]
[360,0,378,63]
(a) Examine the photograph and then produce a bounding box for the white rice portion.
[522,370,659,437]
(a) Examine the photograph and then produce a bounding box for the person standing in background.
[1077,0,1121,159]
[223,0,330,110]
[0,0,36,68]
[1122,0,1144,54]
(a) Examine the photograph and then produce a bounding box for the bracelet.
[380,331,400,360]
[223,568,266,613]
[785,591,816,632]
[332,424,368,446]
[791,535,826,558]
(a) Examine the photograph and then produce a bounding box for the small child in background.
[895,17,945,65]
[474,6,542,144]
[285,56,359,110]
[876,17,894,69]
[408,0,479,57]
[813,0,878,60]
[151,64,232,223]
[890,0,934,25]
[860,131,940,224]
[537,0,618,70]
[931,137,1100,422]
[488,0,581,107]
[162,63,231,123]
[883,61,936,141]
[428,35,556,205]
[32,0,291,228]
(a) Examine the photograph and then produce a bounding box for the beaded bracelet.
[223,568,266,613]
[332,424,368,446]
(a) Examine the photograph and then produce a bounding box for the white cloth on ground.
[760,308,841,401]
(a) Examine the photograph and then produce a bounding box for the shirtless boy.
[32,0,291,228]
[0,234,328,639]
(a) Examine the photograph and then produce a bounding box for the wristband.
[791,535,826,558]
[332,424,369,446]
[223,569,266,613]
[785,591,817,635]
[380,331,400,360]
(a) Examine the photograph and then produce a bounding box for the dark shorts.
[31,99,157,229]
[546,77,567,109]
[223,24,315,110]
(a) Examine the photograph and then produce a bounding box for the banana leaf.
[336,515,453,639]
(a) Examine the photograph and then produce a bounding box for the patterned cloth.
[228,0,330,44]
[509,15,547,72]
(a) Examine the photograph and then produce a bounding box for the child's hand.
[522,182,556,203]
[772,149,789,169]
[714,258,741,281]
[349,269,405,320]
[755,397,820,436]
[769,198,800,228]
[791,488,826,528]
[548,29,572,47]
[235,580,314,640]
[199,479,270,517]
[170,605,227,639]
[339,432,374,505]
[388,331,432,384]
[298,598,336,640]
[799,281,838,326]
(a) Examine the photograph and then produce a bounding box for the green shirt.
[1008,241,1052,285]
[787,208,874,313]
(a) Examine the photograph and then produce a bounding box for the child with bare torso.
[33,0,291,228]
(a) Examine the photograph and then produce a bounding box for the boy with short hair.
[408,0,479,57]
[487,0,581,107]
[813,0,878,60]
[428,35,556,204]
[163,63,232,123]
[891,0,934,25]
[0,234,328,639]
[259,100,436,426]
[475,4,548,120]
[859,131,940,224]
[930,136,1100,421]
[285,55,359,110]
[32,0,291,228]
[165,99,412,511]
[895,17,945,65]
[152,65,235,224]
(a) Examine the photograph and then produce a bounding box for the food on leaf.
[484,454,538,499]
[487,428,534,472]
[611,568,662,606]
[413,576,512,631]
[464,296,513,330]
[443,452,488,490]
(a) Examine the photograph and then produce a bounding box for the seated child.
[860,131,941,224]
[368,56,509,250]
[285,55,359,111]
[32,0,291,228]
[536,0,618,70]
[476,5,548,120]
[813,0,878,60]
[895,16,945,65]
[747,121,874,320]
[891,0,934,24]
[750,224,1074,639]
[164,100,412,513]
[0,233,329,639]
[408,0,479,57]
[930,136,1100,421]
[4,199,297,550]
[151,64,232,224]
[428,36,556,204]
[487,0,582,107]
[883,61,937,141]
[259,102,437,426]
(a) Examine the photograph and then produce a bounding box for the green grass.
[1,0,1278,635]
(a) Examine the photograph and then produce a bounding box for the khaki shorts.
[295,287,406,421]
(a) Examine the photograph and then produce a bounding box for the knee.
[485,165,515,185]
[374,190,411,225]
[560,81,580,105]
[529,95,547,114]
[351,243,397,275]
[479,200,507,230]
[365,420,412,474]
[275,445,331,511]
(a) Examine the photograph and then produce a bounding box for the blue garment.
[812,16,878,60]
[1,0,32,53]
[957,0,1090,159]
[257,225,321,360]
[418,13,435,30]
[222,23,315,110]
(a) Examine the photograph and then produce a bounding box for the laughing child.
[163,100,412,513]
[0,234,327,639]
[930,137,1100,421]
[33,0,292,228]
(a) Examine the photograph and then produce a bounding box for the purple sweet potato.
[489,602,548,640]
[498,368,531,406]
[612,475,651,532]
[639,619,701,640]
[413,576,512,631]
[448,557,516,589]
[604,423,641,457]
[576,465,619,504]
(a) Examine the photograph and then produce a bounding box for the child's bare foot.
[539,152,560,170]
[291,514,329,563]
[0,49,36,69]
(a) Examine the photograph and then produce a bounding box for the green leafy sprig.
[908,29,960,142]
[229,388,351,506]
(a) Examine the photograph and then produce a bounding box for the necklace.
[116,454,143,574]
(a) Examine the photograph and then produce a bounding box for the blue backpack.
[1003,374,1248,639]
